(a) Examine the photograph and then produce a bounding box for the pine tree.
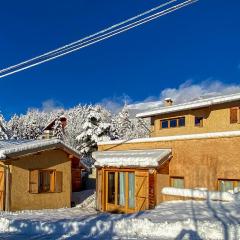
[76,106,114,155]
[114,105,133,139]
[53,117,64,140]
[0,114,8,140]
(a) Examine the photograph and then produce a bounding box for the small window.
[170,119,177,128]
[171,177,184,188]
[29,169,62,194]
[218,179,240,192]
[161,120,169,129]
[195,117,203,127]
[178,117,185,127]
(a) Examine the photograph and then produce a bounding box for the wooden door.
[135,171,149,211]
[0,171,5,210]
[72,169,81,192]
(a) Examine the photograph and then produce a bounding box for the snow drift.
[162,187,240,201]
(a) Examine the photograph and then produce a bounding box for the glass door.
[106,171,135,213]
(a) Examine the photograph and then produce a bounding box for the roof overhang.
[93,149,172,168]
[0,139,89,170]
[136,93,240,118]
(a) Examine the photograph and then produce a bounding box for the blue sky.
[1,0,240,118]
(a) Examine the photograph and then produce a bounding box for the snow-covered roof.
[93,149,171,168]
[136,92,240,118]
[98,130,240,146]
[0,139,88,169]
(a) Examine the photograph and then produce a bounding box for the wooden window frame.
[195,116,203,127]
[217,179,240,192]
[105,170,135,212]
[160,117,185,130]
[170,176,185,188]
[29,169,63,194]
[38,169,55,193]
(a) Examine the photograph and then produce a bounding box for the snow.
[93,149,171,167]
[98,130,240,145]
[0,199,240,239]
[136,92,240,118]
[162,187,239,202]
[72,190,96,208]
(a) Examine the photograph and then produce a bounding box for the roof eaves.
[136,93,240,118]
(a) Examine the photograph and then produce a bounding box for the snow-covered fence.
[162,187,238,202]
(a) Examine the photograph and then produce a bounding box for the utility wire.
[0,0,177,75]
[0,0,198,79]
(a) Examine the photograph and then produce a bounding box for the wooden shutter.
[29,170,39,193]
[55,171,63,193]
[230,108,238,124]
[0,171,4,210]
[135,171,149,211]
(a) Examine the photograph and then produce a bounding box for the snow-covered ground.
[0,194,240,239]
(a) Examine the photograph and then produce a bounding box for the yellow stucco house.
[0,139,87,211]
[93,93,240,213]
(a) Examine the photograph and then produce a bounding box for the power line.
[0,0,198,79]
[0,0,177,76]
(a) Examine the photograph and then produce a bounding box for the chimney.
[164,98,173,107]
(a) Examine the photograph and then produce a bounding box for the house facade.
[0,139,87,211]
[93,93,240,213]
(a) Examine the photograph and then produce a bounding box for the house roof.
[0,139,88,169]
[136,92,240,118]
[43,115,67,131]
[92,149,172,168]
[97,130,240,146]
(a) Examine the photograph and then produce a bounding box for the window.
[161,120,169,129]
[29,169,62,194]
[128,172,135,209]
[106,171,135,209]
[230,107,240,124]
[171,177,184,188]
[170,119,177,128]
[160,117,185,129]
[108,172,115,204]
[118,172,126,206]
[195,117,203,127]
[179,117,185,127]
[39,170,54,193]
[218,179,240,192]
